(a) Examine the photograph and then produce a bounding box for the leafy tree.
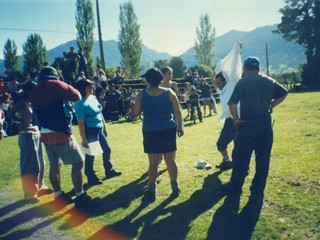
[3,39,20,77]
[194,14,215,68]
[169,57,185,78]
[196,64,213,78]
[118,2,143,78]
[274,0,320,88]
[153,59,169,70]
[22,33,47,74]
[75,0,95,77]
[105,66,116,79]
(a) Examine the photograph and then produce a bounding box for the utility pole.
[96,0,105,70]
[265,43,270,76]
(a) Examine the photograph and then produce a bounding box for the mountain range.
[0,24,306,76]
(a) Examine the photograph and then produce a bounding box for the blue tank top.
[141,88,177,132]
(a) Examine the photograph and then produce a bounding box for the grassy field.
[0,92,319,240]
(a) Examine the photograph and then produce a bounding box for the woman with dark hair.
[9,81,52,202]
[74,79,121,185]
[133,68,184,202]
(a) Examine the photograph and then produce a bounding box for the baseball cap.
[75,79,95,91]
[38,66,59,80]
[244,56,260,68]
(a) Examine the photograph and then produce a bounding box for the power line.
[0,27,76,34]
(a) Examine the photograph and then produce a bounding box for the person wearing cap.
[133,68,184,202]
[30,66,92,209]
[74,79,121,185]
[227,56,288,199]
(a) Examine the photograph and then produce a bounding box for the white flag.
[215,42,243,84]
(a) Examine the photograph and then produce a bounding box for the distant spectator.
[113,66,125,84]
[189,85,202,123]
[97,69,107,85]
[66,46,80,76]
[66,72,77,86]
[199,79,213,116]
[0,78,7,96]
[78,47,88,78]
[53,63,64,81]
[0,104,8,139]
[183,82,192,117]
[77,71,86,81]
[161,66,180,97]
[7,76,21,102]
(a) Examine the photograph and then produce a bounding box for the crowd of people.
[0,42,288,214]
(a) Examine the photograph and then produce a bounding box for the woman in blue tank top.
[133,68,184,202]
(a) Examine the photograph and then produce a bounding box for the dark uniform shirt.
[228,74,288,120]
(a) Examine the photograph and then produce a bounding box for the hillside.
[181,25,305,74]
[0,24,306,76]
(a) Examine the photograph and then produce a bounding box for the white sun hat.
[196,160,212,169]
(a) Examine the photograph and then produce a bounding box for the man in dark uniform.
[227,56,288,198]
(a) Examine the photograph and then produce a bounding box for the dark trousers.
[216,117,236,152]
[190,106,202,121]
[229,115,273,195]
[85,127,114,180]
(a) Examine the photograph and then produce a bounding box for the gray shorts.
[44,140,84,166]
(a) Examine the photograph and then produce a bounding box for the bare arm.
[132,91,142,117]
[77,119,88,148]
[229,102,246,129]
[100,113,108,137]
[270,94,288,112]
[169,90,184,137]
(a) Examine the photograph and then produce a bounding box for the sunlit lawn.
[0,92,319,239]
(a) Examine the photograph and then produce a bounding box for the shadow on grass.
[207,193,263,240]
[0,212,67,240]
[90,170,226,240]
[0,200,27,217]
[0,198,72,238]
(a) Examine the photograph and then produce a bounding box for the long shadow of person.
[0,211,68,240]
[0,198,72,237]
[234,194,264,239]
[89,171,165,216]
[207,193,264,240]
[87,170,168,239]
[133,171,226,240]
[207,193,241,240]
[0,200,27,218]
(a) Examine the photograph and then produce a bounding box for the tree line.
[2,0,319,89]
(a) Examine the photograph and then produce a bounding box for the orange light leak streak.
[13,176,130,240]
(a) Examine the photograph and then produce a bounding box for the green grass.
[0,92,319,240]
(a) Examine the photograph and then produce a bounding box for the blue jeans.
[85,127,114,180]
[229,115,273,195]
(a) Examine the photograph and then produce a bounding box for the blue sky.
[0,0,285,58]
